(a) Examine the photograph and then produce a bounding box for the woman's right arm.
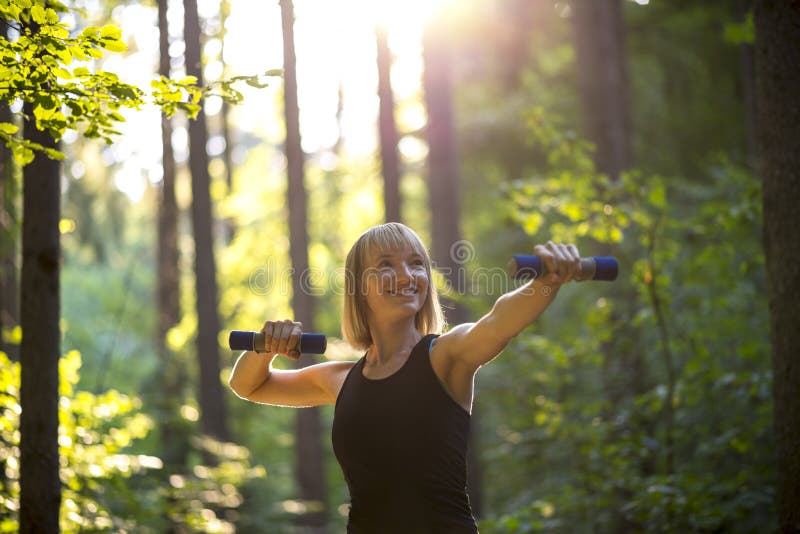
[228,320,353,407]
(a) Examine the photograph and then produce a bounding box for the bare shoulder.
[431,319,508,372]
[433,323,475,358]
[313,360,356,397]
[429,323,478,371]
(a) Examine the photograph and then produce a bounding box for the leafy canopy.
[0,0,277,165]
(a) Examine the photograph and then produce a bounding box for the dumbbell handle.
[228,330,327,354]
[508,255,618,281]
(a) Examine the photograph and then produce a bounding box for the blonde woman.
[229,222,581,533]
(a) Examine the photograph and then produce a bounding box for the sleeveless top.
[332,334,478,533]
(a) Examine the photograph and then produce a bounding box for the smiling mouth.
[386,287,418,296]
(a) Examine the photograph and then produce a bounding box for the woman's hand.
[261,319,303,360]
[533,241,582,287]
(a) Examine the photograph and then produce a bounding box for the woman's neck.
[366,317,422,365]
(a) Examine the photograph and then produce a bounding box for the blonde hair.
[342,222,446,350]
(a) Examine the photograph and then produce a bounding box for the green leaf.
[43,147,65,160]
[30,4,47,24]
[45,7,59,24]
[81,25,99,37]
[12,146,34,166]
[99,24,122,40]
[52,67,71,79]
[0,123,18,135]
[101,39,127,53]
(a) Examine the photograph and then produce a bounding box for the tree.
[1,2,262,529]
[572,0,632,180]
[183,0,230,444]
[156,0,188,476]
[736,0,757,169]
[754,1,800,530]
[421,11,483,517]
[376,23,401,223]
[0,45,18,361]
[279,0,328,529]
[18,99,60,534]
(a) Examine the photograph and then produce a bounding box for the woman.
[228,222,581,533]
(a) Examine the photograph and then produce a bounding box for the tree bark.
[220,0,236,243]
[376,24,402,223]
[0,89,18,361]
[183,0,229,443]
[422,17,484,517]
[279,1,328,530]
[572,0,632,179]
[157,0,189,475]
[19,105,60,534]
[754,1,800,531]
[737,0,758,170]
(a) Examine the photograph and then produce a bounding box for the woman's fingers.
[533,241,581,284]
[261,319,302,358]
[566,243,581,280]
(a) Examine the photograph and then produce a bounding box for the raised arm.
[228,320,353,407]
[435,241,581,372]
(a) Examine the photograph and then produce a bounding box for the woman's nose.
[395,262,413,281]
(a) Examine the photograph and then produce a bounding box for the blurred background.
[1,0,774,532]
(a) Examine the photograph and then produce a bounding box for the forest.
[1,0,798,532]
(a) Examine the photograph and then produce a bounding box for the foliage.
[0,350,264,532]
[0,0,276,165]
[475,104,774,533]
[1,0,774,531]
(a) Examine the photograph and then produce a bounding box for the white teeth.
[388,287,417,296]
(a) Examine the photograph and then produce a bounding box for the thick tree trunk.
[754,1,800,531]
[376,24,401,223]
[19,106,60,534]
[422,19,484,518]
[279,1,328,530]
[572,0,632,179]
[738,0,758,169]
[183,0,229,443]
[0,95,18,361]
[157,0,188,476]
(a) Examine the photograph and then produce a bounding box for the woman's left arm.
[436,241,581,371]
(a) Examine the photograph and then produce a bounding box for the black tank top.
[332,334,478,533]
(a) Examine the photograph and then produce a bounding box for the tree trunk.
[572,4,646,531]
[738,0,758,170]
[422,17,484,518]
[183,0,229,443]
[220,0,236,243]
[19,105,60,534]
[279,1,328,530]
[376,23,402,223]
[157,0,189,476]
[572,0,632,179]
[499,0,537,89]
[754,1,800,531]
[0,75,14,513]
[0,90,18,361]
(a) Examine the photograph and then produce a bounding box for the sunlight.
[103,0,465,199]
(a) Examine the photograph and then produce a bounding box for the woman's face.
[362,243,429,322]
